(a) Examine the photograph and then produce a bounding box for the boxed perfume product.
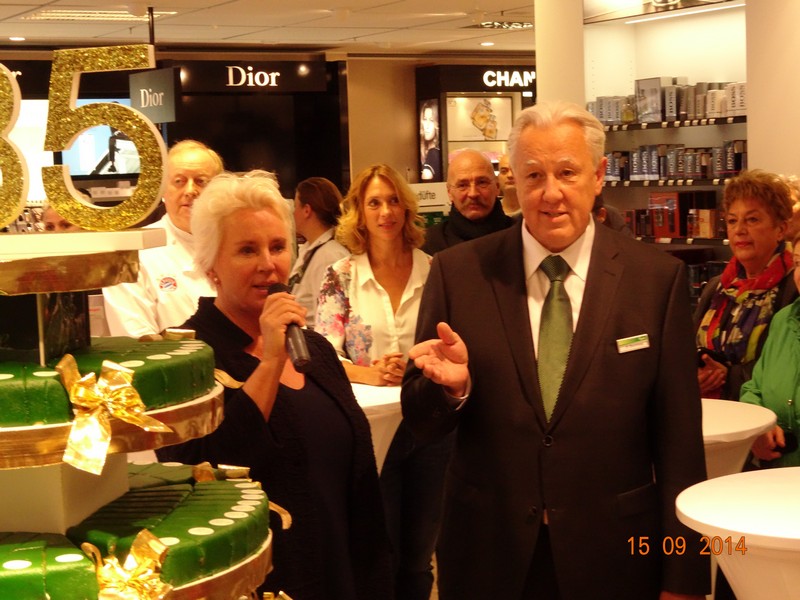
[649,192,681,238]
[635,76,674,122]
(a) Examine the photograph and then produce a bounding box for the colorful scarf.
[698,243,792,369]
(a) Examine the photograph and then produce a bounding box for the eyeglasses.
[451,178,494,193]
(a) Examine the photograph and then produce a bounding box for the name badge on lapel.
[616,334,650,354]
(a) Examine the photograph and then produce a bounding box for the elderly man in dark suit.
[402,100,709,600]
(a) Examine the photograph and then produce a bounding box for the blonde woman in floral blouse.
[316,164,430,385]
[316,164,445,600]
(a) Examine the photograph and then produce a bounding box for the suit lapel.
[485,224,545,425]
[549,226,623,426]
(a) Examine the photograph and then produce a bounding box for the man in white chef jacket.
[103,140,224,337]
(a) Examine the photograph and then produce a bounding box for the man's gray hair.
[507,100,606,168]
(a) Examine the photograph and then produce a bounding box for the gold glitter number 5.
[42,45,167,231]
[0,64,29,229]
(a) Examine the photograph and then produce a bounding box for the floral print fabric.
[315,250,431,366]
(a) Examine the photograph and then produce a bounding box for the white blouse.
[315,249,431,365]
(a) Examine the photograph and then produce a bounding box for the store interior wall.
[584,6,746,101]
[746,0,800,176]
[346,59,418,183]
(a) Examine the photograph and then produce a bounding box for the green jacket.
[740,297,800,467]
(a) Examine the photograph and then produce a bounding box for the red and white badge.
[159,277,178,291]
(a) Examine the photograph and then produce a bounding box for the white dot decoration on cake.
[147,354,172,361]
[159,537,181,547]
[232,504,256,513]
[224,511,248,519]
[242,491,266,499]
[167,350,191,355]
[188,527,214,536]
[32,371,58,377]
[3,560,32,570]
[54,553,85,563]
[119,360,145,368]
[0,374,13,381]
[209,518,234,527]
[235,482,259,489]
[237,500,261,507]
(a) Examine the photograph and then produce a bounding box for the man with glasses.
[422,148,513,255]
[103,140,224,337]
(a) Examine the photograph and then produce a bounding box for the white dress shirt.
[522,218,596,355]
[315,249,431,365]
[103,214,216,337]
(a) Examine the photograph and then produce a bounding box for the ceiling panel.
[0,0,538,56]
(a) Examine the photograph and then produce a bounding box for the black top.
[422,200,514,255]
[156,297,393,600]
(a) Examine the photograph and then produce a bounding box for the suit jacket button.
[542,435,554,447]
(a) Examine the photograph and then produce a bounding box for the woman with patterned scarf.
[695,169,797,400]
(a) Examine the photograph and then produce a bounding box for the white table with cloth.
[351,383,402,473]
[701,398,777,479]
[677,467,800,600]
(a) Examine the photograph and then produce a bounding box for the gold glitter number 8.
[0,64,29,229]
[42,45,166,231]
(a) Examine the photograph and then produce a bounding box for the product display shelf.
[605,115,747,132]
[0,234,272,599]
[605,178,735,189]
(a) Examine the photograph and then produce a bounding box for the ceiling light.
[475,20,533,30]
[23,9,176,22]
[481,41,495,47]
[624,1,744,24]
[9,37,25,42]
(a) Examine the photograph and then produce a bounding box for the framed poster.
[446,96,513,142]
[419,98,442,182]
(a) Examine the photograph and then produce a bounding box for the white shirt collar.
[522,217,595,284]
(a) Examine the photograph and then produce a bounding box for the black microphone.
[267,283,312,373]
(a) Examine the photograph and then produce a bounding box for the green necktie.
[538,255,573,420]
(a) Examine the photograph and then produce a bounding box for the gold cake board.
[168,531,273,600]
[0,383,225,469]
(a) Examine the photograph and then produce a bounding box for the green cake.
[0,532,99,599]
[0,337,215,427]
[69,462,270,587]
[0,463,270,597]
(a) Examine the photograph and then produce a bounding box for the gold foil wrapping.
[0,385,224,469]
[57,354,173,474]
[83,530,172,599]
[0,250,139,295]
[214,369,245,389]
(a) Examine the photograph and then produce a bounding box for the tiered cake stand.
[0,231,272,599]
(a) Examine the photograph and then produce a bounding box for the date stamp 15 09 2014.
[628,536,748,556]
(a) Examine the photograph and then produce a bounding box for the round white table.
[351,383,402,473]
[702,398,776,479]
[677,467,800,600]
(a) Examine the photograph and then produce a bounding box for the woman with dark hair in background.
[289,177,349,329]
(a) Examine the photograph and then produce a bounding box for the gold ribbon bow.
[56,354,173,475]
[82,530,173,599]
